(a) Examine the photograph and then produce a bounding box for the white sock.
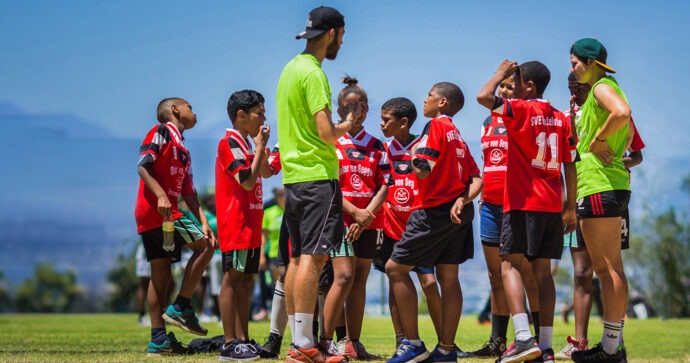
[408,339,422,347]
[538,326,553,350]
[619,319,625,344]
[288,315,295,343]
[602,320,622,355]
[270,282,287,335]
[294,313,315,348]
[512,313,532,341]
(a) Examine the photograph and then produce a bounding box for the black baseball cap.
[295,6,345,40]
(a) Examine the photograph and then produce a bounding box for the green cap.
[570,38,616,73]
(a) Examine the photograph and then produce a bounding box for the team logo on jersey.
[351,174,363,190]
[255,185,263,202]
[394,160,413,174]
[346,148,366,160]
[394,188,410,204]
[493,126,507,135]
[490,149,504,164]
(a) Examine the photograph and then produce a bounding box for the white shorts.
[135,242,151,278]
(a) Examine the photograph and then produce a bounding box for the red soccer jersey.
[382,136,421,240]
[336,130,388,229]
[215,129,263,252]
[629,117,645,152]
[492,99,576,213]
[268,143,282,173]
[480,115,508,205]
[135,122,196,233]
[413,116,480,209]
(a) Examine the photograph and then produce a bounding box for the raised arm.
[477,60,519,109]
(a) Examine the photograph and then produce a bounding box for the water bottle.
[162,218,175,252]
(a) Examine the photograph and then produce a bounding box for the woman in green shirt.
[569,38,633,362]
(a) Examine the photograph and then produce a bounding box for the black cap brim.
[295,29,326,40]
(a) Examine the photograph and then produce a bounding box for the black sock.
[173,295,191,312]
[139,311,146,318]
[151,326,167,344]
[531,311,540,339]
[335,326,347,341]
[492,314,510,340]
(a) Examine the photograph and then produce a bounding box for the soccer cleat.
[262,333,284,356]
[387,339,430,363]
[220,340,260,361]
[554,336,588,360]
[147,332,189,356]
[162,304,208,336]
[495,337,541,363]
[341,340,381,360]
[287,345,349,363]
[570,343,626,363]
[319,339,340,356]
[530,348,555,363]
[430,345,458,363]
[464,336,506,358]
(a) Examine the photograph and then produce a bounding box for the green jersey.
[262,204,284,258]
[276,53,338,184]
[576,76,631,198]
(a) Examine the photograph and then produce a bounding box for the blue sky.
[1,0,689,203]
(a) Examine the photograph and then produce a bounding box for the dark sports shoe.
[262,333,284,356]
[247,339,278,359]
[387,339,429,363]
[430,345,458,363]
[496,337,541,363]
[456,344,470,359]
[464,336,506,358]
[162,304,208,336]
[147,332,189,356]
[341,340,381,360]
[530,348,554,363]
[571,343,627,363]
[220,340,260,361]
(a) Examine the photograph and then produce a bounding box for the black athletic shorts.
[574,206,631,250]
[500,210,563,260]
[284,180,344,258]
[222,247,261,274]
[390,200,474,268]
[319,260,334,290]
[373,234,435,274]
[577,190,630,219]
[330,229,382,259]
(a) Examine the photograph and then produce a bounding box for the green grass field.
[0,314,688,362]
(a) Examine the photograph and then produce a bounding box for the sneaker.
[496,337,541,363]
[531,348,554,363]
[138,314,151,327]
[287,345,349,363]
[162,305,209,336]
[342,340,381,360]
[319,340,340,356]
[147,332,189,356]
[199,313,219,323]
[387,339,429,363]
[464,336,506,358]
[263,333,284,356]
[570,343,626,363]
[220,340,260,361]
[252,309,268,321]
[430,345,458,363]
[248,339,278,359]
[455,344,470,359]
[555,336,588,360]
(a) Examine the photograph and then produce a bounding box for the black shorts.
[222,247,261,274]
[374,234,434,274]
[500,211,563,260]
[319,260,334,290]
[140,215,205,263]
[390,200,474,268]
[575,207,631,250]
[277,215,290,267]
[284,180,344,258]
[577,190,630,219]
[330,229,382,259]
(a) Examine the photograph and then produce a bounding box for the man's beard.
[325,38,340,60]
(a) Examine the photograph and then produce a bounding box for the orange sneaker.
[341,340,380,360]
[287,345,348,363]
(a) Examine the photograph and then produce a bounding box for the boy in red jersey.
[135,97,216,355]
[478,60,577,363]
[374,97,445,352]
[215,90,275,361]
[385,83,482,363]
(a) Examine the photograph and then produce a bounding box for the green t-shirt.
[262,204,284,258]
[576,76,631,198]
[276,53,338,184]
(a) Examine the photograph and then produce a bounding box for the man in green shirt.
[276,6,359,363]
